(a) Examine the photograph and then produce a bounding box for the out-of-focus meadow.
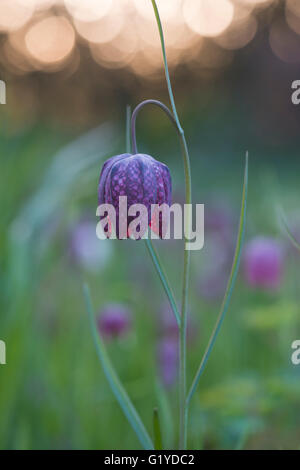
[1,0,300,450]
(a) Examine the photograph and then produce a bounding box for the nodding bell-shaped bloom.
[98,153,172,239]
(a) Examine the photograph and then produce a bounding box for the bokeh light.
[215,15,257,50]
[286,0,300,35]
[133,0,183,23]
[25,16,75,66]
[183,0,234,38]
[0,0,294,75]
[269,18,300,63]
[74,11,124,45]
[238,0,271,4]
[0,0,35,32]
[64,0,114,22]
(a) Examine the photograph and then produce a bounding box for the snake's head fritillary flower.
[97,304,131,340]
[98,153,172,239]
[244,236,284,290]
[157,337,178,388]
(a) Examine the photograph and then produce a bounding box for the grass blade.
[145,238,181,326]
[153,407,163,450]
[187,153,248,404]
[154,380,175,449]
[83,283,154,450]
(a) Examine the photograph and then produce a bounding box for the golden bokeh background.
[1,0,300,129]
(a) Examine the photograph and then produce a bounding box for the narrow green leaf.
[279,209,300,252]
[83,283,154,450]
[144,238,181,326]
[154,381,175,449]
[187,153,248,405]
[153,407,163,450]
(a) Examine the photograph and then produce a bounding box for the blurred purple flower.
[157,338,178,388]
[160,301,179,338]
[159,302,196,344]
[97,304,131,340]
[70,219,112,272]
[244,236,284,290]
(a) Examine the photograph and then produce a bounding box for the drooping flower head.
[98,153,172,239]
[244,236,284,290]
[97,304,131,339]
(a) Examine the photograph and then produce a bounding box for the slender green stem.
[178,136,191,450]
[145,238,181,326]
[150,0,183,134]
[150,0,192,450]
[131,99,178,154]
[130,100,181,327]
[128,103,181,326]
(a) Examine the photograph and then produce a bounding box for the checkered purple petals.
[98,153,172,239]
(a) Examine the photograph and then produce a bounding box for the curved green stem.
[150,0,192,450]
[130,100,181,327]
[131,99,178,154]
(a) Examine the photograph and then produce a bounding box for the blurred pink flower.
[244,236,284,290]
[159,302,196,344]
[97,304,131,340]
[160,302,179,338]
[157,337,178,388]
[70,219,112,272]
